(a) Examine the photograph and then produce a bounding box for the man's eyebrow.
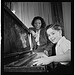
[48,34,50,36]
[52,31,54,32]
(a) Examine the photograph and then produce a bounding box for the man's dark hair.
[46,24,64,36]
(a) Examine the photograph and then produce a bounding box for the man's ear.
[59,30,62,35]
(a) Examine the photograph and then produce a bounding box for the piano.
[4,5,49,72]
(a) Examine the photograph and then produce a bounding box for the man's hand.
[32,57,52,66]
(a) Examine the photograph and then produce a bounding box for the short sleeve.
[62,40,71,53]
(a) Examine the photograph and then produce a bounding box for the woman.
[29,16,53,56]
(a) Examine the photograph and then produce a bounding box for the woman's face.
[47,28,62,44]
[34,19,42,30]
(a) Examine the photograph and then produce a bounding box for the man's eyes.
[48,33,55,36]
[52,33,55,35]
[48,34,50,37]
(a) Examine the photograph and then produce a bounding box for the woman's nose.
[37,24,40,26]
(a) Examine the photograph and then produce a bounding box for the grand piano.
[4,5,51,72]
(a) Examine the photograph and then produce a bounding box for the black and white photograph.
[3,2,73,74]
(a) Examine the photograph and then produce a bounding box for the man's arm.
[50,49,71,62]
[32,49,71,66]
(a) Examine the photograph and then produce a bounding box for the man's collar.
[56,36,65,46]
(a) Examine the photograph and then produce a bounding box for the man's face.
[34,19,42,30]
[47,28,62,44]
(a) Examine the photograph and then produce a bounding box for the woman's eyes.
[34,23,41,25]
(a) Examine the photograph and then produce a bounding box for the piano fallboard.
[4,66,47,72]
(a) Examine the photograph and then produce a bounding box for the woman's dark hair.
[31,16,46,28]
[46,24,64,36]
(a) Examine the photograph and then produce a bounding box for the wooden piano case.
[4,5,47,72]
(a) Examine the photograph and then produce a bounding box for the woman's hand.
[44,50,48,56]
[32,57,52,66]
[30,30,38,38]
[30,30,35,36]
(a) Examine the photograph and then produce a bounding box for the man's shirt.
[55,36,71,64]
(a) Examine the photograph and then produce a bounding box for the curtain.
[51,2,64,35]
[4,2,71,40]
[10,2,52,28]
[62,2,71,40]
[51,2,63,25]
